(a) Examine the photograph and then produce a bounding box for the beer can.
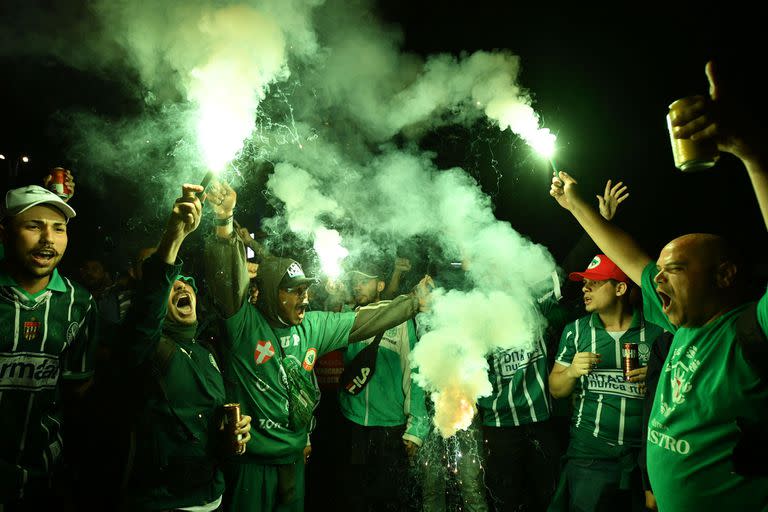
[223,403,244,453]
[49,167,72,199]
[666,98,720,172]
[622,343,639,381]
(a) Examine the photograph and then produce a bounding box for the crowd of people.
[0,59,766,512]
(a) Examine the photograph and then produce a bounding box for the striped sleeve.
[61,290,98,380]
[555,319,579,366]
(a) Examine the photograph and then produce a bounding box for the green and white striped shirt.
[556,311,661,447]
[479,333,551,427]
[0,268,97,501]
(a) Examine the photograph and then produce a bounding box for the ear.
[377,280,386,293]
[716,261,738,288]
[614,281,628,297]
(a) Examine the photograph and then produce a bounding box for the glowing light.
[433,386,477,438]
[526,127,556,159]
[313,227,349,280]
[0,154,5,160]
[21,156,29,163]
[186,5,286,173]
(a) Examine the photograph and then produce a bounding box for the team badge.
[302,348,318,371]
[66,322,80,343]
[23,318,41,342]
[254,340,275,365]
[588,256,601,269]
[638,343,651,364]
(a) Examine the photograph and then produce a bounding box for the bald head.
[655,233,744,327]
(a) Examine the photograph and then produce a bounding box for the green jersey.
[479,273,564,428]
[556,311,661,448]
[642,262,768,511]
[338,317,429,444]
[479,333,551,427]
[222,302,356,463]
[0,267,97,502]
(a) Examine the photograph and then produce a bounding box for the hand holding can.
[45,167,75,200]
[667,98,720,172]
[622,343,639,381]
[223,403,250,455]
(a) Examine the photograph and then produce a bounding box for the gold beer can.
[223,403,245,454]
[667,98,720,172]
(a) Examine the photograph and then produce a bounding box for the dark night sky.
[0,2,765,278]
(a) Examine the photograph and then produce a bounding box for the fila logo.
[345,367,371,393]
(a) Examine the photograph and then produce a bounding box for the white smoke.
[11,0,559,438]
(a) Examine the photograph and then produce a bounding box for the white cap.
[1,185,77,222]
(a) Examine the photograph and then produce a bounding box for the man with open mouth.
[204,180,433,512]
[116,183,252,512]
[549,60,768,511]
[0,185,98,509]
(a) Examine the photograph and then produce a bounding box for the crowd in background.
[0,58,767,512]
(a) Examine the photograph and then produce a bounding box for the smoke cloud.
[9,0,559,437]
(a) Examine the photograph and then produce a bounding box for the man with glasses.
[548,255,663,511]
[203,181,433,512]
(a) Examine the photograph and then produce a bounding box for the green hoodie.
[118,255,226,511]
[205,233,421,464]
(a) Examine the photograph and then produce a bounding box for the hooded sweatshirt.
[205,233,421,464]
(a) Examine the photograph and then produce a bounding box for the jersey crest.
[302,348,317,371]
[66,321,80,343]
[23,318,41,342]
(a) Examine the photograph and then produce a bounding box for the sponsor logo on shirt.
[254,340,276,365]
[659,345,701,417]
[280,333,300,348]
[259,418,287,430]
[648,426,691,455]
[0,352,60,391]
[302,348,317,371]
[585,368,644,399]
[498,347,543,377]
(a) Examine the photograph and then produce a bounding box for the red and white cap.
[568,254,629,283]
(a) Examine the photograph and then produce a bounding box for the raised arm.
[204,180,250,318]
[561,179,631,276]
[671,60,768,230]
[550,172,652,285]
[121,184,204,366]
[349,275,433,342]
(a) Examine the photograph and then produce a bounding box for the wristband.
[215,215,234,227]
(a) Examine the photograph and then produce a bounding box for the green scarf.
[162,321,198,343]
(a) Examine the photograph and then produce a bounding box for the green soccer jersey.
[556,311,661,448]
[479,333,551,427]
[0,267,97,502]
[338,318,430,444]
[641,262,768,511]
[222,302,356,464]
